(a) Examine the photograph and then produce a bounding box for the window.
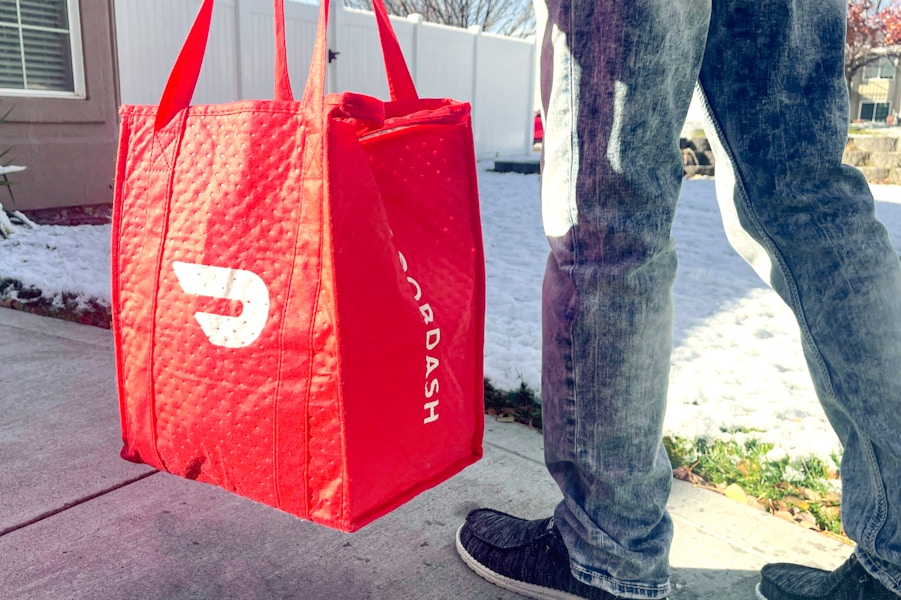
[863,57,896,81]
[0,0,84,97]
[860,102,892,122]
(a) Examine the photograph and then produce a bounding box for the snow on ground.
[0,222,111,310]
[1,167,899,464]
[482,171,900,464]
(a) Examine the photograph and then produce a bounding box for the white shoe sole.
[454,523,599,600]
[755,582,768,600]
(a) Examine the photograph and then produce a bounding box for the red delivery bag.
[111,0,485,532]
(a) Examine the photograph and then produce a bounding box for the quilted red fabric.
[111,0,484,532]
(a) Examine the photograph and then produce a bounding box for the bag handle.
[301,0,418,107]
[300,0,418,111]
[155,0,418,131]
[154,0,293,130]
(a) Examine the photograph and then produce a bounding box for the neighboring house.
[850,55,901,124]
[0,0,118,218]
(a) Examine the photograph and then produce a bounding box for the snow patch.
[2,171,899,465]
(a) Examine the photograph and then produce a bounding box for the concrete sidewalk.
[0,307,852,600]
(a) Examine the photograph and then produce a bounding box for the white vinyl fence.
[114,0,536,157]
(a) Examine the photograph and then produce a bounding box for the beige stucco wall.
[850,61,901,123]
[0,0,119,212]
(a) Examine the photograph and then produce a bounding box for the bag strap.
[273,0,293,101]
[367,0,419,102]
[155,0,418,131]
[155,0,293,131]
[301,0,419,110]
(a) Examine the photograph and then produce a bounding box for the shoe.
[756,554,900,599]
[455,508,648,600]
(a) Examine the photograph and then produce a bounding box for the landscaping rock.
[872,151,901,169]
[842,150,869,167]
[23,203,113,226]
[0,278,111,329]
[681,137,715,178]
[691,136,711,153]
[858,166,892,182]
[850,136,898,153]
[684,165,715,178]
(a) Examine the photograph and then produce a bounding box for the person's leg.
[457,1,709,599]
[697,1,901,597]
[538,0,710,597]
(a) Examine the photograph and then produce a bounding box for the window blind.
[0,0,73,93]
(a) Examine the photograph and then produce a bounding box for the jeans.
[535,0,901,598]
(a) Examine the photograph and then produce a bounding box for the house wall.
[1,0,119,213]
[850,61,901,123]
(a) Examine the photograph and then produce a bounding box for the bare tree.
[343,0,535,37]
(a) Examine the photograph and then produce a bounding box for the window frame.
[860,101,892,122]
[863,57,896,81]
[0,0,85,99]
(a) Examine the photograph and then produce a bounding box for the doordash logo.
[398,251,441,425]
[172,261,270,349]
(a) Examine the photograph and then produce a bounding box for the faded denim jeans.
[535,0,901,598]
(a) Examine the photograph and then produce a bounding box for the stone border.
[15,203,113,226]
[0,278,111,329]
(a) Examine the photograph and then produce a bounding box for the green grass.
[484,379,542,429]
[847,125,897,136]
[663,436,843,536]
[483,380,845,538]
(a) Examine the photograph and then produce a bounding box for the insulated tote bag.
[112,0,485,532]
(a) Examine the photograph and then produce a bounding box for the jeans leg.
[536,0,710,597]
[699,1,901,593]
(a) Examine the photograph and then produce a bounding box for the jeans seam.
[859,438,889,550]
[567,0,578,234]
[857,548,901,594]
[697,77,895,562]
[566,0,580,478]
[695,83,838,404]
[571,562,671,599]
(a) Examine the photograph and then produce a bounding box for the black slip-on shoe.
[455,508,648,600]
[756,554,900,600]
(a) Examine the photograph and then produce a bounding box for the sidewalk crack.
[0,470,159,538]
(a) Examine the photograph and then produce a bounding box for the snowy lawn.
[2,165,899,467]
[481,170,900,467]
